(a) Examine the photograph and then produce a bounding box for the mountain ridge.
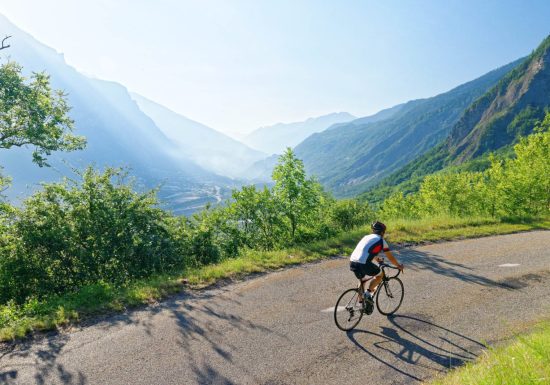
[292,57,524,196]
[0,14,235,214]
[449,35,550,161]
[360,35,550,203]
[243,112,356,154]
[131,93,265,178]
[374,35,550,196]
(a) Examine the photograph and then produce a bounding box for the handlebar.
[379,263,402,278]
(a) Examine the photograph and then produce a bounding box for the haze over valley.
[1,3,550,385]
[0,6,549,214]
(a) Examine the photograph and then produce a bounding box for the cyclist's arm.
[384,250,404,271]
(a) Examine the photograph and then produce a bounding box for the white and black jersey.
[349,234,390,264]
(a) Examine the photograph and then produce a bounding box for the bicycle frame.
[357,263,401,296]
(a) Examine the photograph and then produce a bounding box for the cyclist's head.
[371,221,386,235]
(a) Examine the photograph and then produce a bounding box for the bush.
[0,150,386,307]
[330,199,373,231]
[379,113,550,221]
[0,168,185,303]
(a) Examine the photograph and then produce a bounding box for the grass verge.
[427,321,550,385]
[1,216,548,342]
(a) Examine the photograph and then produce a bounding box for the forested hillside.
[293,58,523,197]
[379,113,549,220]
[367,35,550,202]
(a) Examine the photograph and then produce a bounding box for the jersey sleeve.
[382,239,390,252]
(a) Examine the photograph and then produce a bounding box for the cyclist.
[349,221,404,312]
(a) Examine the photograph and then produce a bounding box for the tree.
[0,61,86,167]
[330,199,373,231]
[230,185,261,248]
[498,115,550,217]
[380,191,419,219]
[230,185,285,250]
[253,187,285,249]
[0,36,11,52]
[272,148,320,241]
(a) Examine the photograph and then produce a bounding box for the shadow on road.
[0,298,175,385]
[166,289,286,384]
[0,334,87,385]
[346,314,484,382]
[0,288,283,385]
[397,248,527,289]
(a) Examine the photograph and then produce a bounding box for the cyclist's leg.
[365,262,382,292]
[368,272,383,292]
[350,261,368,292]
[355,275,375,304]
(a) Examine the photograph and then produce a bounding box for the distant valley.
[1,12,549,214]
[0,14,248,213]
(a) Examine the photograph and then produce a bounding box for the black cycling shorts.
[350,261,381,279]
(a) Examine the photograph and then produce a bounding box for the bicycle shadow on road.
[346,314,485,382]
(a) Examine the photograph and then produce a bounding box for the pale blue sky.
[1,0,549,137]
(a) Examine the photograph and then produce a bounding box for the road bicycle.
[334,263,404,331]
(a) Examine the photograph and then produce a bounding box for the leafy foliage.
[379,113,550,220]
[272,148,320,240]
[229,148,372,248]
[0,61,86,166]
[0,168,180,303]
[0,59,371,305]
[329,199,373,231]
[0,149,374,305]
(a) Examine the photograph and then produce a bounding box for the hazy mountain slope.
[293,58,524,197]
[244,105,403,182]
[368,35,550,199]
[242,154,279,182]
[131,93,265,178]
[328,103,404,131]
[0,14,232,214]
[243,112,355,154]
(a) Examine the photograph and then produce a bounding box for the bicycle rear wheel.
[334,288,364,331]
[375,277,404,315]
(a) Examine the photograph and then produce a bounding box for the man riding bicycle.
[349,221,404,313]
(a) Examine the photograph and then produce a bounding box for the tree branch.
[0,35,12,51]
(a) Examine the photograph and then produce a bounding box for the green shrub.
[379,113,550,221]
[330,199,374,231]
[0,167,185,303]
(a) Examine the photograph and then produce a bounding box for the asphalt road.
[1,231,550,385]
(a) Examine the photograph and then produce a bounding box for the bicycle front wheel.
[334,288,364,331]
[376,277,404,315]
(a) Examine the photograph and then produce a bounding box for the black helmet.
[371,221,386,234]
